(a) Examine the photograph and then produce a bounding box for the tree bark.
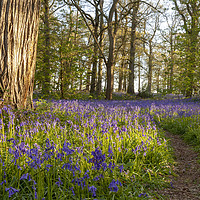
[106,26,115,100]
[96,0,104,95]
[147,42,153,94]
[127,1,140,95]
[90,3,99,94]
[0,0,40,109]
[106,1,119,100]
[86,63,91,91]
[42,0,51,95]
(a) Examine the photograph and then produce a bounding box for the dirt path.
[158,131,200,200]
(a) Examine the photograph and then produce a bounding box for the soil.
[158,131,200,200]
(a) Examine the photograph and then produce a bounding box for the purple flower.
[89,147,106,170]
[108,179,122,192]
[45,164,53,171]
[108,145,113,158]
[138,193,148,197]
[70,187,75,196]
[35,190,38,199]
[20,173,29,180]
[62,141,74,155]
[5,187,20,198]
[118,165,124,173]
[55,177,63,187]
[89,185,97,197]
[0,179,6,185]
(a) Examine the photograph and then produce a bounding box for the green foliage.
[160,113,200,152]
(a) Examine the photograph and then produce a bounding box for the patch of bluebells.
[5,187,19,198]
[88,147,106,170]
[108,179,122,192]
[1,99,199,198]
[88,185,97,197]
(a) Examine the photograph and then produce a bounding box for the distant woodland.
[0,0,200,108]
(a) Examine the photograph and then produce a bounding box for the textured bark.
[147,42,153,94]
[169,32,174,92]
[118,61,124,92]
[127,1,140,95]
[86,63,91,91]
[105,1,119,100]
[96,0,104,95]
[123,65,127,92]
[138,58,141,92]
[0,0,40,109]
[90,3,99,94]
[106,26,115,100]
[42,0,51,95]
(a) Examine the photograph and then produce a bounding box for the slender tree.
[127,0,140,94]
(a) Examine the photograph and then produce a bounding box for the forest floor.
[157,131,200,200]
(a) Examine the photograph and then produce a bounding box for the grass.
[0,98,200,199]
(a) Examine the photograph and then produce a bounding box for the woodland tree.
[172,0,200,97]
[0,0,40,109]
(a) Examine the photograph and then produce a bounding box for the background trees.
[34,0,200,99]
[1,0,200,105]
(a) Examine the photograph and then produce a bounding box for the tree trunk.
[106,29,115,100]
[169,32,174,92]
[42,0,51,95]
[123,65,127,92]
[90,3,99,94]
[118,61,124,92]
[105,1,119,100]
[156,68,160,93]
[127,1,139,94]
[147,42,153,94]
[96,0,104,95]
[138,58,141,93]
[0,0,40,109]
[86,63,91,91]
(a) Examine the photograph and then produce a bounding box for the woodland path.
[157,131,200,200]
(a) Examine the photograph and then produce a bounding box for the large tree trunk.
[0,0,40,109]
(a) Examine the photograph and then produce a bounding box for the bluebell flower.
[89,185,97,197]
[0,179,6,185]
[45,164,53,171]
[118,165,124,173]
[138,193,148,197]
[5,187,20,198]
[55,177,63,187]
[62,141,74,155]
[108,145,113,158]
[88,147,106,170]
[35,190,38,199]
[108,179,122,192]
[70,187,75,196]
[20,173,29,180]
